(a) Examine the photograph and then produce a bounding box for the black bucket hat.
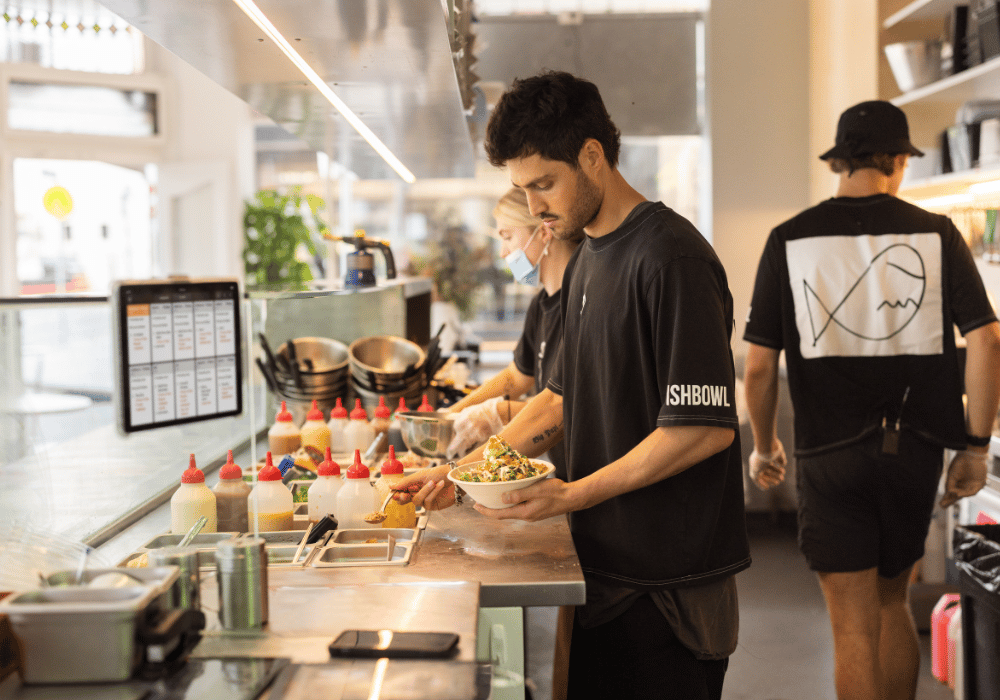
[819,100,924,160]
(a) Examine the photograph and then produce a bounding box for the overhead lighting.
[908,193,974,208]
[968,179,1000,195]
[232,0,416,184]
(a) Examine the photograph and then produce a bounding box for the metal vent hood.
[99,0,477,181]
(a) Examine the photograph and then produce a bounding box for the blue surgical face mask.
[504,227,549,286]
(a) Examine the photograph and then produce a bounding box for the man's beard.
[552,168,602,240]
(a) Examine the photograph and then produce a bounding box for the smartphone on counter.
[328,630,459,659]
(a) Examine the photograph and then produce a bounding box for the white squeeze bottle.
[308,447,343,524]
[171,454,218,534]
[247,452,294,532]
[327,397,349,453]
[344,399,375,454]
[300,399,331,453]
[268,401,301,456]
[336,449,375,529]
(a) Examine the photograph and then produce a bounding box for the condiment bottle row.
[170,446,415,536]
[268,394,436,459]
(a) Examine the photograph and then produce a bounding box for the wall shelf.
[883,0,953,29]
[891,54,1000,107]
[899,166,1000,199]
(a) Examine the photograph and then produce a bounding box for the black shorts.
[567,594,728,700]
[796,431,944,579]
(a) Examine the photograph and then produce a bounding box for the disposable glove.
[446,397,506,459]
[940,449,990,508]
[749,439,787,491]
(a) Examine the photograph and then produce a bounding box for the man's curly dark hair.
[484,71,621,170]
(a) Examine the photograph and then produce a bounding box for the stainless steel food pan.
[1,585,158,683]
[311,543,411,566]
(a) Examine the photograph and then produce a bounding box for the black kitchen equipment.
[949,5,971,75]
[285,338,302,388]
[329,229,397,288]
[973,0,1000,62]
[953,524,1000,700]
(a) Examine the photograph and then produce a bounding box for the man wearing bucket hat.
[744,99,1000,700]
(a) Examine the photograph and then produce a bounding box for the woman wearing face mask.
[445,187,583,478]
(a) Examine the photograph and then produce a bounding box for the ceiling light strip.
[231,0,416,184]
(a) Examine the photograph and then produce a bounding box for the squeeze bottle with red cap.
[387,397,408,452]
[375,446,417,528]
[247,452,294,532]
[268,401,301,456]
[371,396,391,453]
[417,394,434,412]
[344,399,375,454]
[335,449,376,529]
[213,450,251,532]
[308,447,343,524]
[171,454,218,534]
[327,397,349,453]
[300,399,331,453]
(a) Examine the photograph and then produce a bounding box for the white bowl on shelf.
[447,460,554,510]
[884,40,942,93]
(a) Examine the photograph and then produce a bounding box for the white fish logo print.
[787,233,943,359]
[804,243,924,345]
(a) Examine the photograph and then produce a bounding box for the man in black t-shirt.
[404,71,749,700]
[744,100,1000,700]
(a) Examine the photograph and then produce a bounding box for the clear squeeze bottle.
[171,454,218,534]
[213,450,251,533]
[308,447,343,524]
[375,446,417,528]
[327,397,349,453]
[248,452,294,532]
[268,401,301,456]
[335,449,375,529]
[371,396,392,454]
[344,398,375,454]
[300,399,331,453]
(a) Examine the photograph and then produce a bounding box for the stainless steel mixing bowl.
[396,410,456,458]
[276,337,349,375]
[349,335,426,382]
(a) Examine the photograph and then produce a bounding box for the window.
[0,1,143,74]
[15,158,153,295]
[8,81,157,137]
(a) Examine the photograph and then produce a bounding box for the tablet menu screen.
[114,279,243,433]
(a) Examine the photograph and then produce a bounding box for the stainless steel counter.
[248,502,585,609]
[194,580,482,664]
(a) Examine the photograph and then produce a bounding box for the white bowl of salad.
[447,436,555,509]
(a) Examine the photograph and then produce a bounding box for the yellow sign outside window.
[43,186,73,220]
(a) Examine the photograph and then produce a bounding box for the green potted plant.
[242,188,328,289]
[411,224,493,320]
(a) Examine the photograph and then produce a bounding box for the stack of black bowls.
[348,335,430,414]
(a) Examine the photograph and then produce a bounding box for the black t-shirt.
[548,201,749,589]
[512,288,566,477]
[744,194,997,454]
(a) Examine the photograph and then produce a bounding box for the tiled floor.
[523,517,956,700]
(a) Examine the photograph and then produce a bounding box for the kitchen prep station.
[0,280,584,700]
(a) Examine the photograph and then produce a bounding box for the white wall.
[145,39,256,279]
[706,0,812,355]
[809,0,879,204]
[707,0,879,360]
